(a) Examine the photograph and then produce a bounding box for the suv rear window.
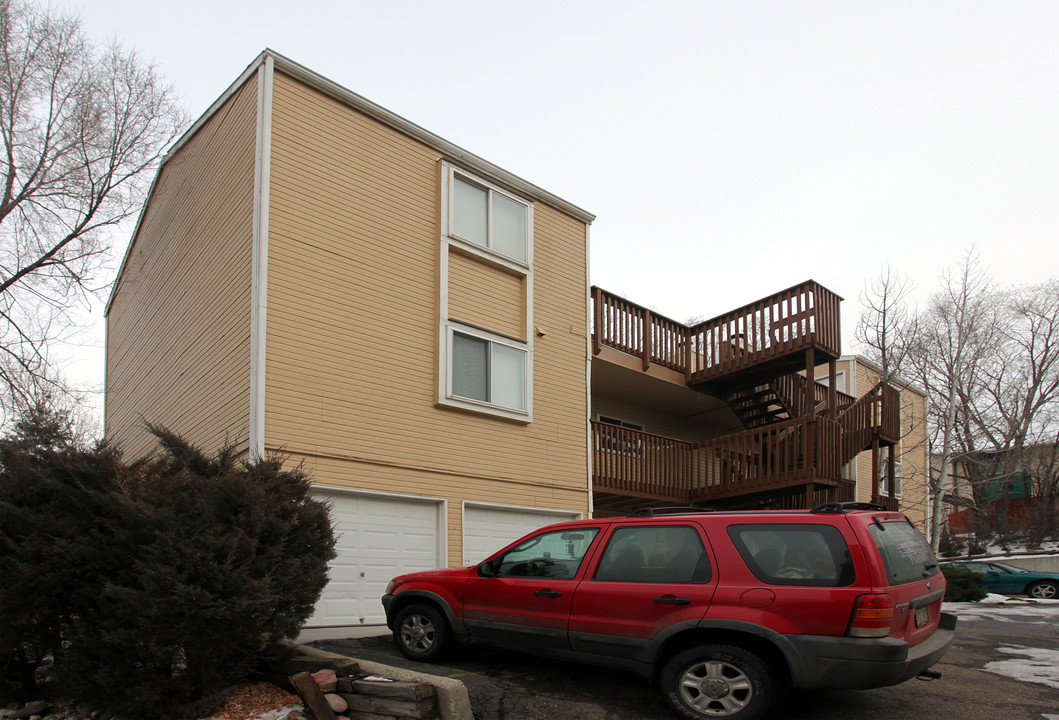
[728,524,855,587]
[869,520,939,585]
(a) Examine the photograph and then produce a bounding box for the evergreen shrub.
[941,566,988,602]
[0,414,336,717]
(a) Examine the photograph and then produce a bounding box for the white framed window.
[444,165,532,268]
[814,370,847,394]
[442,323,531,420]
[439,163,533,422]
[880,459,903,498]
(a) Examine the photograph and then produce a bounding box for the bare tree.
[0,0,185,417]
[907,249,1004,550]
[955,280,1059,540]
[971,280,1059,450]
[855,265,917,382]
[853,266,931,519]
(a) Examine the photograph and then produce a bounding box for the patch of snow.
[983,544,1059,555]
[983,645,1059,690]
[941,537,1059,559]
[944,597,1059,623]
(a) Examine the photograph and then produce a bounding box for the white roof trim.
[838,354,927,398]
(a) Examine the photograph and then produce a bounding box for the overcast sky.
[61,0,1059,417]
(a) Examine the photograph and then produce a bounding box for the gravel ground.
[1,682,304,720]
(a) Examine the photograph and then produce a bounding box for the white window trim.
[440,321,533,421]
[442,163,533,272]
[880,459,904,498]
[439,162,534,422]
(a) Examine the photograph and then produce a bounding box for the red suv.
[382,503,955,720]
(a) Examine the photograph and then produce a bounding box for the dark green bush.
[0,411,336,717]
[941,566,988,602]
[0,403,127,701]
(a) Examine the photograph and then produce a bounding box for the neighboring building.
[938,443,1058,535]
[106,50,914,630]
[812,356,929,530]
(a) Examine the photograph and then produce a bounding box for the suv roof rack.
[810,501,890,514]
[629,506,715,517]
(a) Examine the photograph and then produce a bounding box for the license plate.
[915,606,929,628]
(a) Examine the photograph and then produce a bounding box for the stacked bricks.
[286,660,438,720]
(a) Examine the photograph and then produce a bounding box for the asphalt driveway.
[312,602,1059,720]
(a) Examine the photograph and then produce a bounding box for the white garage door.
[463,505,581,566]
[306,489,443,627]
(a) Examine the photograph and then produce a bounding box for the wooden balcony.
[592,417,843,505]
[686,280,842,389]
[592,423,697,502]
[591,289,689,373]
[592,418,901,511]
[591,281,843,390]
[589,283,902,512]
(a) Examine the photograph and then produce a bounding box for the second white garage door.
[306,489,443,628]
[462,504,581,566]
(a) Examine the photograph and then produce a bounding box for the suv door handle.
[653,596,691,605]
[534,590,562,597]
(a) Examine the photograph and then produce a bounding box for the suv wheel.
[1028,581,1057,599]
[393,603,452,662]
[661,645,772,720]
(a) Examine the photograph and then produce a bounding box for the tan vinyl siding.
[592,397,724,443]
[105,79,257,459]
[264,72,590,564]
[447,248,525,339]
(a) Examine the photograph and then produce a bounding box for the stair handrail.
[837,381,901,465]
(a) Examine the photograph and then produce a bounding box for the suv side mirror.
[477,560,496,578]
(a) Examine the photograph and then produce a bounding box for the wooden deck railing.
[592,422,695,500]
[591,282,842,384]
[770,372,856,417]
[691,416,841,502]
[591,288,688,372]
[592,417,843,504]
[686,281,842,384]
[838,381,901,464]
[874,496,900,511]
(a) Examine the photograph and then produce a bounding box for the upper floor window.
[440,163,533,422]
[447,168,530,266]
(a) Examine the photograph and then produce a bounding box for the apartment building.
[106,51,915,629]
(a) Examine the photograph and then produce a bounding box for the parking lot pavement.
[313,634,671,720]
[313,604,1059,720]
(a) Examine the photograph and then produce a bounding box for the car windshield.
[990,562,1027,573]
[496,528,600,579]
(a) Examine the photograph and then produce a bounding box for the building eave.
[105,48,596,317]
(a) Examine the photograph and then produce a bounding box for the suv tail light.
[848,594,894,637]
